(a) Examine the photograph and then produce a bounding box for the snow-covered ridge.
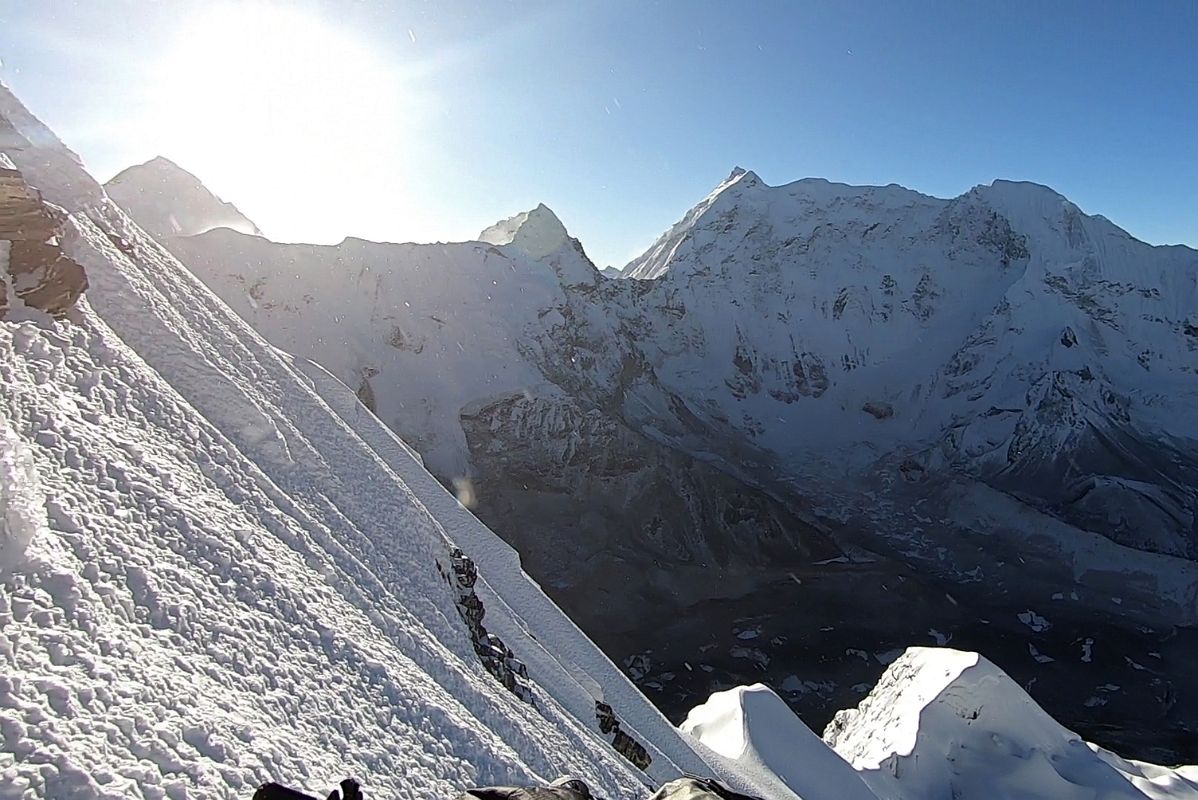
[622,168,942,281]
[682,684,878,800]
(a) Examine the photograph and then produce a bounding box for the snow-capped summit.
[723,166,761,186]
[480,203,570,259]
[479,203,597,285]
[825,648,1198,800]
[622,170,938,280]
[683,684,878,800]
[106,156,261,239]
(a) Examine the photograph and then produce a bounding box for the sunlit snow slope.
[824,647,1198,800]
[0,82,767,799]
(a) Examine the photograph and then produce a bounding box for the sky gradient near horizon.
[2,1,1196,267]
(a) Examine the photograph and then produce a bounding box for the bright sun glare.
[150,3,408,237]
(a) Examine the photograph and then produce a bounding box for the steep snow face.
[480,204,569,259]
[105,157,261,239]
[682,684,879,800]
[0,81,769,799]
[824,647,1198,800]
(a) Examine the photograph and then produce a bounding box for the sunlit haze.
[2,1,1195,266]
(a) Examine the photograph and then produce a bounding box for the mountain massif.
[104,151,1198,765]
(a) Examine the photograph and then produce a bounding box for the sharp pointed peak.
[105,155,261,237]
[724,166,762,186]
[478,203,572,261]
[145,155,183,170]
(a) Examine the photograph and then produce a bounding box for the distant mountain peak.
[105,156,260,238]
[142,154,185,171]
[723,166,762,188]
[479,203,571,261]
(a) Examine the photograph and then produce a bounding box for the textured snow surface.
[824,647,1198,800]
[682,684,879,800]
[126,219,593,477]
[0,81,758,799]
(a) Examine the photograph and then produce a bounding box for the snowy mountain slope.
[618,168,1198,558]
[824,647,1198,800]
[116,199,578,479]
[606,170,1198,758]
[105,160,838,641]
[106,156,260,239]
[0,82,792,799]
[109,155,1198,762]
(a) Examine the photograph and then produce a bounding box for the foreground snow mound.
[824,647,1198,800]
[682,684,878,800]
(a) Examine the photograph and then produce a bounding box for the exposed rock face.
[0,157,60,240]
[459,391,838,636]
[439,547,534,705]
[595,701,652,771]
[0,155,87,318]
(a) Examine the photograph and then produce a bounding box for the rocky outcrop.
[0,154,87,318]
[861,401,893,420]
[595,701,652,771]
[439,547,534,705]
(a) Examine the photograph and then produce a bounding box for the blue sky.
[2,1,1195,266]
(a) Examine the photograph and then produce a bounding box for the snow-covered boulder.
[824,647,1198,800]
[0,422,47,570]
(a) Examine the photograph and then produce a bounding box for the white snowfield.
[0,82,746,799]
[2,80,1196,800]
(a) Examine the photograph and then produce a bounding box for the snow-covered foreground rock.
[0,82,781,799]
[825,647,1198,800]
